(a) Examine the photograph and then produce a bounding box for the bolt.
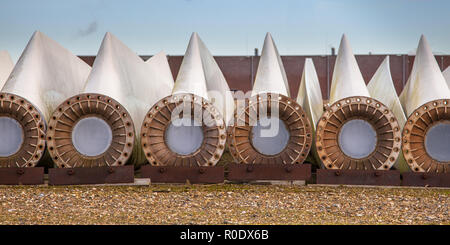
[159,167,166,174]
[374,172,381,177]
[16,169,25,175]
[108,168,115,174]
[198,168,206,174]
[67,169,75,176]
[246,166,253,173]
[335,171,341,176]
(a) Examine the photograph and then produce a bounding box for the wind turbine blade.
[0,50,13,87]
[0,31,91,167]
[141,32,228,167]
[401,35,450,173]
[47,32,173,167]
[316,34,402,171]
[443,66,450,88]
[251,33,290,97]
[297,58,323,132]
[227,33,312,165]
[172,33,209,99]
[329,34,370,104]
[2,31,91,120]
[367,56,407,127]
[144,51,175,108]
[296,58,324,167]
[399,35,450,116]
[195,36,235,126]
[367,56,408,172]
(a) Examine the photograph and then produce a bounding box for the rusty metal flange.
[47,93,135,168]
[141,93,226,167]
[227,93,312,164]
[316,96,402,170]
[402,99,450,173]
[0,93,46,167]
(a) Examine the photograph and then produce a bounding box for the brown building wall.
[79,55,450,100]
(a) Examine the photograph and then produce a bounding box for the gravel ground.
[0,185,448,225]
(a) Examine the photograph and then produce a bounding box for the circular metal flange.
[227,93,312,164]
[316,96,401,170]
[47,93,135,168]
[0,93,46,167]
[141,93,226,167]
[402,99,450,173]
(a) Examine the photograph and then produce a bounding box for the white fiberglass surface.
[72,117,113,156]
[0,117,23,157]
[251,116,290,155]
[165,117,204,155]
[338,119,377,159]
[425,122,450,162]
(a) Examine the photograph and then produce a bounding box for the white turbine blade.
[251,33,290,97]
[0,51,13,88]
[367,56,407,127]
[443,66,450,88]
[367,56,409,172]
[297,58,323,131]
[1,31,91,120]
[195,35,235,125]
[84,32,174,140]
[65,32,175,165]
[172,33,234,124]
[172,33,209,99]
[329,34,370,104]
[145,51,175,108]
[399,35,450,116]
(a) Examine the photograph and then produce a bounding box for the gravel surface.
[0,185,448,225]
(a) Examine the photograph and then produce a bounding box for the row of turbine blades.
[0,31,449,173]
[300,34,449,173]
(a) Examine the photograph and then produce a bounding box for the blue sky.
[1,0,449,62]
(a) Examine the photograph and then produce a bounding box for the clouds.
[76,21,98,37]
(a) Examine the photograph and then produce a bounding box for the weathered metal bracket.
[48,165,134,185]
[140,165,224,184]
[401,172,450,187]
[0,167,44,185]
[227,163,311,182]
[316,169,401,186]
